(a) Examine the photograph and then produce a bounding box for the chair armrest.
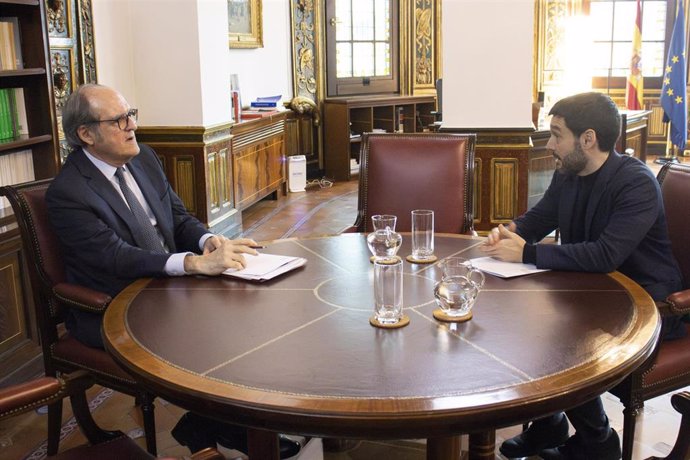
[672,391,690,415]
[0,370,92,420]
[657,289,690,315]
[53,283,112,314]
[340,225,358,233]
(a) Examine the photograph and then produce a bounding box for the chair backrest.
[658,162,690,289]
[354,132,476,233]
[0,179,65,345]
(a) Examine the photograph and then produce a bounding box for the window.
[588,0,673,89]
[326,0,399,97]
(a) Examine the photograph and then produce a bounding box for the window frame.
[325,0,400,97]
[587,0,675,90]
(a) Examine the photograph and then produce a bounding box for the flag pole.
[655,122,680,164]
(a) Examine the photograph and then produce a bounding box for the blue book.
[250,101,278,108]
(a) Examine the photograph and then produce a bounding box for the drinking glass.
[433,257,485,318]
[373,258,404,324]
[411,209,434,261]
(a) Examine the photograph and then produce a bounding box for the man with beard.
[481,92,685,460]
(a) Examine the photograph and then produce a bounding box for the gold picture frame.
[228,0,263,48]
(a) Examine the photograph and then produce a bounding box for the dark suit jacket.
[47,144,209,298]
[514,151,682,302]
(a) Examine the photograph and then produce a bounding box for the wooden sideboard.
[323,95,437,181]
[232,113,287,211]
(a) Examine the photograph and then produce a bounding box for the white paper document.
[469,256,549,278]
[222,253,307,282]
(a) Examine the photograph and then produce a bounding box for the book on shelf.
[0,88,22,140]
[0,149,34,210]
[249,95,281,108]
[0,17,23,70]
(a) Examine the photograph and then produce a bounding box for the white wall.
[229,0,293,107]
[92,0,234,127]
[442,0,533,129]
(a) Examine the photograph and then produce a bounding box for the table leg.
[247,428,279,459]
[468,431,496,460]
[426,435,462,459]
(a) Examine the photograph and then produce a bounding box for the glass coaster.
[433,308,472,323]
[369,314,410,329]
[369,255,402,264]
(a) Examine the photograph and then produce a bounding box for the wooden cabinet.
[323,95,437,181]
[232,112,287,211]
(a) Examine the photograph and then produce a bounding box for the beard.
[554,142,587,176]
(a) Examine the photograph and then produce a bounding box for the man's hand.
[480,224,526,263]
[185,238,259,275]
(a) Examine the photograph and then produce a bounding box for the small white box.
[288,155,307,192]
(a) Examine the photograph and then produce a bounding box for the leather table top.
[103,234,660,443]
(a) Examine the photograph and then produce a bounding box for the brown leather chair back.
[658,162,690,288]
[353,133,476,233]
[1,179,65,342]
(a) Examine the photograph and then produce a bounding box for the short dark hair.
[62,83,103,150]
[549,92,621,152]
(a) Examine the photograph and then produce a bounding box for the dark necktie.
[114,167,165,253]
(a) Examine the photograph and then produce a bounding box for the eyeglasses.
[85,108,138,130]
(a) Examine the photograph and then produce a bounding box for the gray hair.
[62,83,103,149]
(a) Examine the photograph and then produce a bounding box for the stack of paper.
[222,253,306,282]
[469,257,549,278]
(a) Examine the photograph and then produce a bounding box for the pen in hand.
[249,245,267,249]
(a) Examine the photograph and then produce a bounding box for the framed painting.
[228,0,263,48]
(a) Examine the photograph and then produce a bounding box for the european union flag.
[660,0,687,150]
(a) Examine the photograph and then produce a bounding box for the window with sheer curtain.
[326,0,399,97]
[588,0,673,89]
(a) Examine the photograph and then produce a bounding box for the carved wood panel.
[46,0,97,163]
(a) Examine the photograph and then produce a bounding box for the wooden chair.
[0,179,157,455]
[610,162,690,460]
[645,391,690,460]
[344,132,476,234]
[0,370,222,460]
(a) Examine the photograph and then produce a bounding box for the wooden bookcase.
[0,0,60,178]
[323,95,437,181]
[0,0,59,385]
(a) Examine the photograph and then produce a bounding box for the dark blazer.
[514,151,682,302]
[47,144,209,297]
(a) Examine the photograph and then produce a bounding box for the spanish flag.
[626,0,644,110]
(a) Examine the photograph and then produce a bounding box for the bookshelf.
[0,0,60,180]
[323,95,437,181]
[0,0,59,386]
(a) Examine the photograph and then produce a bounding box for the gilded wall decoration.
[535,0,584,106]
[78,0,97,83]
[46,0,68,36]
[414,0,434,87]
[46,0,97,162]
[291,0,318,98]
[51,50,72,110]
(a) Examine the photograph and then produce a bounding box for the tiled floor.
[1,155,689,460]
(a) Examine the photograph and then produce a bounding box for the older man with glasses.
[46,84,258,349]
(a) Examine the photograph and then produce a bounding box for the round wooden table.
[103,234,660,459]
